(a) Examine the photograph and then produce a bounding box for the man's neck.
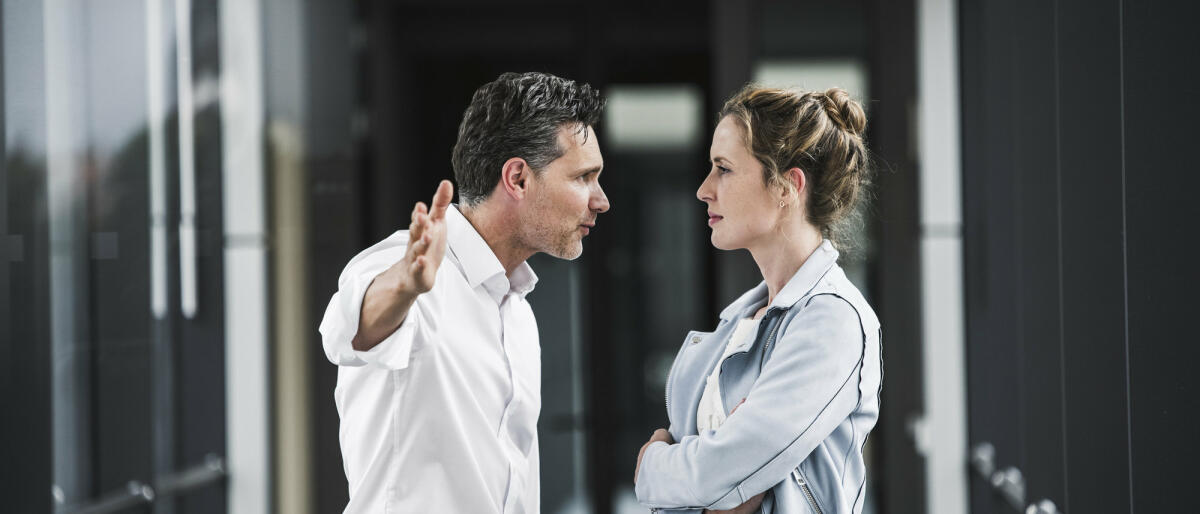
[458,202,534,276]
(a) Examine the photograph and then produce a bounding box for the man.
[318,72,608,513]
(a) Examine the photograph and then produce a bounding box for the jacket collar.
[718,240,839,321]
[445,205,538,303]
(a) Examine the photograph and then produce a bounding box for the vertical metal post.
[147,1,177,512]
[916,0,969,511]
[175,0,197,319]
[44,0,92,508]
[219,0,272,511]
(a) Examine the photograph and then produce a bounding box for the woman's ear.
[500,157,531,200]
[784,167,806,202]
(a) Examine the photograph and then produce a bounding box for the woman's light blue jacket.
[635,241,882,513]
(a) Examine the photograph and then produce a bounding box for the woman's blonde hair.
[719,85,872,250]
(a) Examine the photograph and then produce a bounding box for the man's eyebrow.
[578,165,603,175]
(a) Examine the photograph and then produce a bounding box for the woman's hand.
[634,428,674,483]
[703,491,766,514]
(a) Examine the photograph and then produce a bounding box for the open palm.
[401,180,453,294]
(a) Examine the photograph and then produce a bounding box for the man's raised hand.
[401,180,454,294]
[351,181,454,352]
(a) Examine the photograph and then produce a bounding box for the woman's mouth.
[707,214,723,226]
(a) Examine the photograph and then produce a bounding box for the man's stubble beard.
[523,186,585,261]
[517,209,583,261]
[554,230,584,260]
[533,224,582,260]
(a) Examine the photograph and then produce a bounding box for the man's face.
[519,125,609,260]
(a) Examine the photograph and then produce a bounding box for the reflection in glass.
[5,0,226,510]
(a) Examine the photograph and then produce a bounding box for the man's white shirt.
[319,205,541,513]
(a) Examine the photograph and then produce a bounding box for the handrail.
[59,455,226,514]
[156,454,227,498]
[68,481,154,514]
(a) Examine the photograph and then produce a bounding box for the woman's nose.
[696,173,714,202]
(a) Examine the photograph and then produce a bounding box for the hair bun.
[821,88,867,138]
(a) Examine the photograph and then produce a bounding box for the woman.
[634,85,882,514]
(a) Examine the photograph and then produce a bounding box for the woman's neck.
[748,222,824,307]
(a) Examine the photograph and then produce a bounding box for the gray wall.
[960,0,1199,511]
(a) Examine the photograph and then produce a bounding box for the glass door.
[3,0,228,512]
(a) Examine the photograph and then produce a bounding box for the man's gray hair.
[451,72,605,206]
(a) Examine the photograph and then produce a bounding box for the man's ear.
[500,157,531,200]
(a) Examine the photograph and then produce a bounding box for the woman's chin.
[709,233,739,251]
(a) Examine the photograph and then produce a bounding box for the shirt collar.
[445,205,539,302]
[718,239,839,321]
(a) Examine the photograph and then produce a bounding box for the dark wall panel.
[867,0,926,511]
[957,0,1193,511]
[1056,1,1131,512]
[959,1,999,511]
[1013,0,1066,506]
[1122,0,1200,511]
[961,0,1024,509]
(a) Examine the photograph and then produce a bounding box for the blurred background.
[2,0,1196,513]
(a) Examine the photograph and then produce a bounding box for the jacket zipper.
[665,347,678,413]
[759,310,783,370]
[666,331,706,414]
[794,472,825,514]
[664,367,673,414]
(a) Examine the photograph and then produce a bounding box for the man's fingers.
[411,234,431,255]
[410,212,429,240]
[429,180,453,221]
[411,203,428,231]
[408,235,423,256]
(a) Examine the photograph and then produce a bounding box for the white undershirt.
[696,318,761,433]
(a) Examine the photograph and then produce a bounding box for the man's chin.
[546,239,584,261]
[559,246,584,261]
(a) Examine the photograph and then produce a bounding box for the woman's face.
[696,116,785,251]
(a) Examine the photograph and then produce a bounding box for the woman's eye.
[717,166,732,175]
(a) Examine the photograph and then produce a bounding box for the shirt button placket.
[497,292,522,513]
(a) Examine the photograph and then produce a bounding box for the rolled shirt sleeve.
[318,231,428,370]
[635,294,867,511]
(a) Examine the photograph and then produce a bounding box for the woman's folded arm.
[635,295,866,510]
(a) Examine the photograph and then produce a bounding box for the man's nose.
[592,186,610,213]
